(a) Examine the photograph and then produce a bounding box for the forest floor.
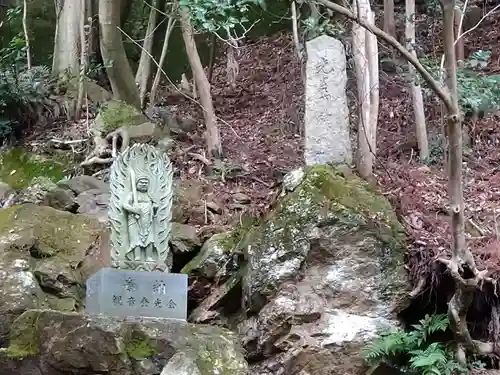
[163,4,500,295]
[161,5,500,287]
[21,4,500,289]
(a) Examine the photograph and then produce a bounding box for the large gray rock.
[0,181,16,208]
[181,232,236,279]
[240,165,409,374]
[305,35,351,165]
[44,187,77,212]
[75,188,110,223]
[0,204,107,345]
[2,310,248,375]
[171,223,201,253]
[16,176,58,205]
[58,175,109,195]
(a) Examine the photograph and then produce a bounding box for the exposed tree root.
[437,255,499,363]
[81,128,130,166]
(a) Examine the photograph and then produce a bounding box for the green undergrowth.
[0,148,66,189]
[6,310,42,359]
[124,331,157,360]
[363,313,484,375]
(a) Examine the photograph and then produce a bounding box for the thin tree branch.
[314,0,453,111]
[455,3,500,44]
[22,0,31,69]
[291,1,302,61]
[118,26,241,139]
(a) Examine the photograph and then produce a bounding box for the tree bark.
[120,0,134,28]
[99,0,141,109]
[75,0,87,120]
[314,0,497,361]
[383,0,396,37]
[150,3,177,105]
[179,7,221,156]
[367,9,379,156]
[207,33,217,84]
[405,0,428,160]
[454,8,465,62]
[353,0,378,178]
[22,0,31,69]
[136,0,160,108]
[52,0,83,75]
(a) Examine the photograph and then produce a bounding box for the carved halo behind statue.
[108,144,174,272]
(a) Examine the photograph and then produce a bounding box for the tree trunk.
[75,0,87,120]
[454,8,465,62]
[440,0,479,362]
[22,0,31,69]
[207,33,217,84]
[120,0,134,28]
[405,0,428,160]
[52,0,83,75]
[179,7,221,157]
[150,4,177,106]
[136,0,160,108]
[88,0,101,64]
[367,9,379,156]
[383,0,396,37]
[353,0,378,178]
[314,0,498,359]
[99,0,141,109]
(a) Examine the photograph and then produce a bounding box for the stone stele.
[108,143,174,272]
[304,35,352,166]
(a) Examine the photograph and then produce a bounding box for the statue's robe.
[124,192,155,252]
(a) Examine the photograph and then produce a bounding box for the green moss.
[0,148,66,190]
[43,294,79,312]
[7,310,42,359]
[302,165,407,301]
[298,165,406,248]
[183,327,245,375]
[96,100,147,132]
[125,334,157,360]
[0,204,103,262]
[0,205,19,233]
[219,215,260,253]
[248,165,407,300]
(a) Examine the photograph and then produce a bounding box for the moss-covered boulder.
[94,99,149,133]
[64,77,112,106]
[182,232,236,279]
[0,204,107,345]
[0,148,67,190]
[16,176,58,205]
[172,179,209,225]
[0,180,15,207]
[238,165,410,374]
[3,310,247,375]
[171,223,201,254]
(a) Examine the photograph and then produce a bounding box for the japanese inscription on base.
[86,267,188,320]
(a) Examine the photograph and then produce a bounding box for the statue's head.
[136,177,149,192]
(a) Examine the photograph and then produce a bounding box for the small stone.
[233,192,251,204]
[161,352,202,375]
[181,232,236,279]
[58,175,109,195]
[75,189,110,223]
[158,136,174,152]
[282,168,305,192]
[171,223,201,253]
[44,187,77,212]
[206,201,222,214]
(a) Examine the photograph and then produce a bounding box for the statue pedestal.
[85,267,188,320]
